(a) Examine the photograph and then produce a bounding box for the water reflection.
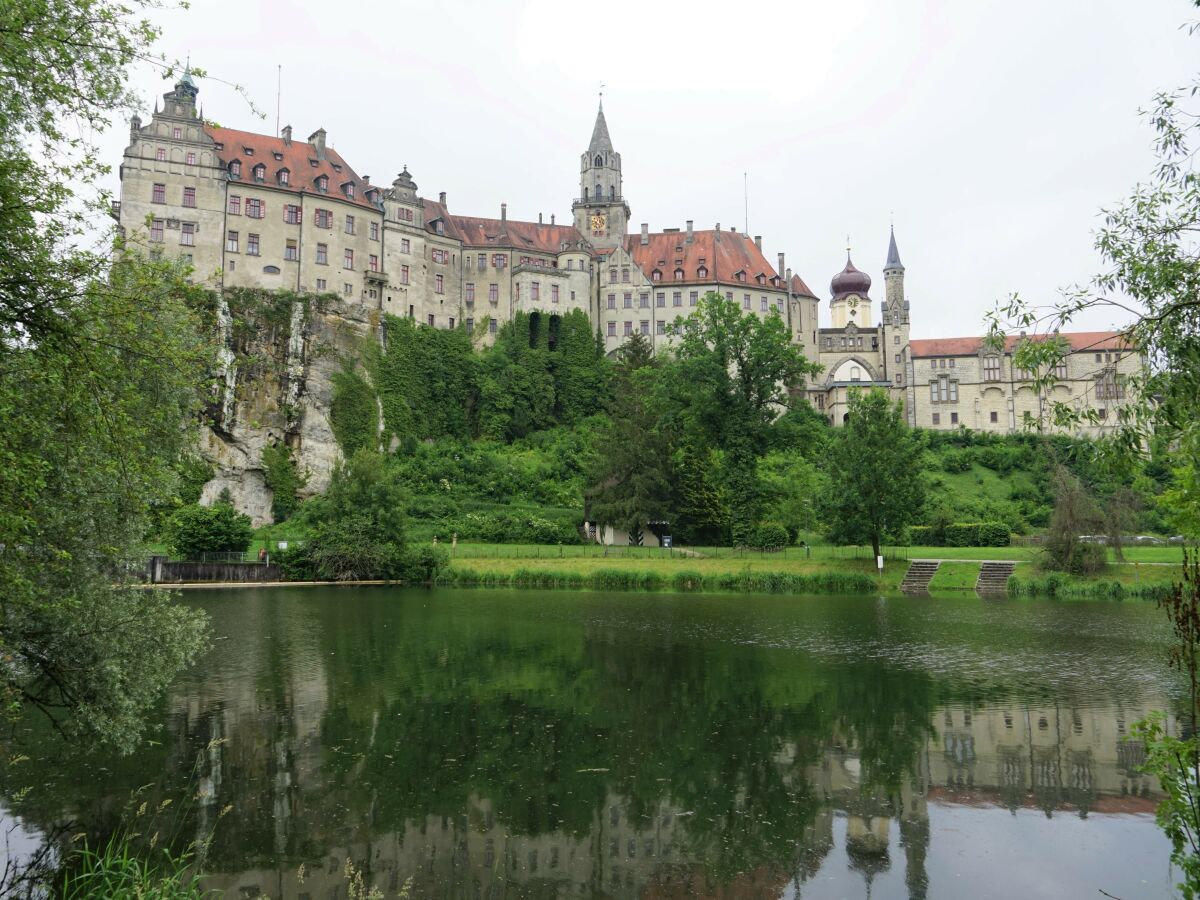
[0,588,1180,898]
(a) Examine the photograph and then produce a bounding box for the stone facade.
[114,75,1140,521]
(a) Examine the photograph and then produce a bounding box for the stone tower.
[572,100,629,251]
[880,225,913,413]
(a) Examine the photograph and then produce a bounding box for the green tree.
[662,294,820,545]
[166,502,254,560]
[1044,466,1105,574]
[823,388,926,558]
[585,333,672,535]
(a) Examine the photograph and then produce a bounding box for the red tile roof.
[909,331,1131,358]
[424,204,586,254]
[791,273,817,299]
[204,126,380,211]
[625,229,790,290]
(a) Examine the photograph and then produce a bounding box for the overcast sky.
[102,0,1198,339]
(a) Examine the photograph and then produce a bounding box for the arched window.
[697,266,708,279]
[594,154,603,167]
[674,268,684,280]
[278,168,289,186]
[316,175,328,192]
[595,182,602,197]
[583,187,588,200]
[609,185,615,199]
[252,163,265,182]
[229,160,241,178]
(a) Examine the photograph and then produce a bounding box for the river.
[0,587,1185,898]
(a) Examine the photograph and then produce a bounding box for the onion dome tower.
[830,246,873,328]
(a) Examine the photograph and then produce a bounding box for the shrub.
[943,522,982,547]
[941,449,972,473]
[979,522,1011,546]
[753,521,790,549]
[166,503,253,559]
[906,525,933,545]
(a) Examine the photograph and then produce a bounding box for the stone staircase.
[900,560,940,593]
[976,561,1016,595]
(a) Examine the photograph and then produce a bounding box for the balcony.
[110,200,121,221]
[365,269,386,284]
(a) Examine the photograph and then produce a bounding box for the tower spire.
[589,97,613,154]
[885,224,904,271]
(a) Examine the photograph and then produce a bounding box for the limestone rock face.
[198,293,374,527]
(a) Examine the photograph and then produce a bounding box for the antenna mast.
[743,171,748,234]
[275,65,282,136]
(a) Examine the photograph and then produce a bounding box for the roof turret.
[831,254,872,300]
[885,225,904,272]
[588,99,613,154]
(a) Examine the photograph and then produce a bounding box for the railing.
[110,200,121,221]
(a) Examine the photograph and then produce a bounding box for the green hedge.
[905,521,1009,547]
[440,567,875,595]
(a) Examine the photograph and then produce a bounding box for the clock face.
[590,213,607,236]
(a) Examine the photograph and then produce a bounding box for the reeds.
[1008,573,1173,600]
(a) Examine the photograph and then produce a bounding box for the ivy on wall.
[330,364,377,455]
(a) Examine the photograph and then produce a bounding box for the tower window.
[595,154,603,167]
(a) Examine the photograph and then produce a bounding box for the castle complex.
[117,74,1139,435]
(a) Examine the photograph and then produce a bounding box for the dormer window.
[698,266,708,279]
[735,270,746,283]
[243,147,254,156]
[333,163,343,172]
[756,274,766,285]
[435,221,444,235]
[252,163,265,182]
[229,160,241,178]
[273,151,283,161]
[674,268,684,280]
[277,168,290,186]
[316,174,328,192]
[652,270,662,282]
[343,182,355,199]
[309,158,319,168]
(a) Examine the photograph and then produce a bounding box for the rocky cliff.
[197,290,375,526]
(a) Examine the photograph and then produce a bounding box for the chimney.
[640,222,649,245]
[539,212,543,224]
[501,202,507,223]
[778,252,786,278]
[282,124,292,145]
[715,223,721,242]
[438,191,446,206]
[551,214,555,225]
[686,220,694,243]
[308,127,327,160]
[754,235,762,251]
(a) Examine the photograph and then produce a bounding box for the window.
[368,254,378,272]
[284,239,297,261]
[951,412,959,425]
[493,254,506,269]
[316,243,328,265]
[228,259,235,271]
[929,382,938,403]
[489,283,498,302]
[152,183,166,203]
[316,278,326,290]
[656,292,665,308]
[466,318,474,334]
[990,411,999,423]
[1053,359,1068,379]
[726,291,733,301]
[698,266,708,279]
[315,208,332,228]
[186,151,196,165]
[983,356,1001,381]
[607,322,616,337]
[370,221,379,241]
[635,292,646,308]
[343,248,354,269]
[743,294,751,310]
[247,233,260,256]
[252,164,265,182]
[245,198,263,219]
[761,297,769,312]
[609,268,617,283]
[895,354,901,363]
[689,291,698,306]
[932,413,941,426]
[434,273,444,293]
[624,321,633,336]
[607,293,616,310]
[229,160,241,178]
[1095,352,1102,363]
[621,267,630,283]
[652,270,661,282]
[172,127,181,139]
[400,264,409,284]
[949,381,958,402]
[465,283,475,303]
[428,314,435,326]
[401,238,411,253]
[155,147,166,161]
[150,218,164,242]
[622,293,632,309]
[226,230,239,252]
[673,292,682,307]
[448,316,455,329]
[278,168,289,185]
[180,222,194,246]
[640,320,650,335]
[551,284,559,303]
[949,358,955,367]
[894,335,899,344]
[396,207,414,222]
[531,281,540,300]
[345,214,355,234]
[344,183,355,199]
[850,366,861,381]
[284,204,301,224]
[489,318,498,334]
[674,268,684,280]
[316,175,328,192]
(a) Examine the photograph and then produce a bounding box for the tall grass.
[60,836,212,900]
[440,567,875,595]
[1008,573,1174,601]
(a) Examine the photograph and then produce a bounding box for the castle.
[116,73,1138,436]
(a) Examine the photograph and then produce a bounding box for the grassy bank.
[440,566,877,594]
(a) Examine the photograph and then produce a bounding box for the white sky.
[101,0,1199,339]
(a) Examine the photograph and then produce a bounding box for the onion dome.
[831,255,871,300]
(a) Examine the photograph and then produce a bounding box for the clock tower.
[572,98,629,251]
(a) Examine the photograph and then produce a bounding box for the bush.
[979,522,1011,546]
[906,525,933,545]
[943,522,982,547]
[166,503,253,559]
[941,449,972,473]
[447,511,581,544]
[752,521,790,549]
